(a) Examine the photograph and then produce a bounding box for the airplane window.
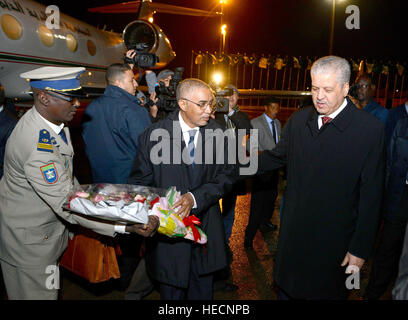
[1,14,23,40]
[66,34,78,52]
[38,25,54,47]
[87,39,96,56]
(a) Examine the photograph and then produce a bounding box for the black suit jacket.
[128,111,237,288]
[259,98,386,298]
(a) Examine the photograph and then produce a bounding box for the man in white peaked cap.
[0,67,159,300]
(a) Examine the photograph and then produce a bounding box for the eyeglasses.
[46,91,75,103]
[181,97,216,111]
[356,84,370,89]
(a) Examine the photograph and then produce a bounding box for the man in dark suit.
[213,84,251,292]
[364,115,408,299]
[214,84,252,248]
[258,56,385,299]
[128,78,237,299]
[244,97,281,248]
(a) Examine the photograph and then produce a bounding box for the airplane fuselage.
[0,0,125,100]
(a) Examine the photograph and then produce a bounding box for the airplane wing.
[88,1,220,17]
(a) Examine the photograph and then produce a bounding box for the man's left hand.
[341,252,365,273]
[172,193,194,220]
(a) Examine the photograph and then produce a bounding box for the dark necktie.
[270,119,277,144]
[59,129,68,145]
[321,116,333,126]
[187,130,197,166]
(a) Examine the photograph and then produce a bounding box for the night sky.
[37,0,406,70]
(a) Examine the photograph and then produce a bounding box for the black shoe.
[260,222,278,233]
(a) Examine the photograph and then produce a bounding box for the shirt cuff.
[114,224,129,234]
[189,192,197,209]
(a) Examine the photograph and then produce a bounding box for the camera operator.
[145,69,175,122]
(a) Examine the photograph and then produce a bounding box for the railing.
[190,51,408,109]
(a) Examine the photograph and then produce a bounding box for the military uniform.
[0,67,117,299]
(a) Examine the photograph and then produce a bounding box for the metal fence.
[190,51,408,108]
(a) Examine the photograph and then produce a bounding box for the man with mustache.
[258,56,385,299]
[129,78,237,299]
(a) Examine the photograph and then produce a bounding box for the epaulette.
[37,129,53,153]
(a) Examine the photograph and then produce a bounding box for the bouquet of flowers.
[65,184,207,244]
[66,184,164,224]
[151,187,207,244]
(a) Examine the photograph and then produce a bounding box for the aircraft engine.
[123,20,176,69]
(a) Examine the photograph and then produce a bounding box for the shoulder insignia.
[37,129,53,153]
[40,163,59,184]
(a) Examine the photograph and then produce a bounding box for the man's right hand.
[125,215,160,237]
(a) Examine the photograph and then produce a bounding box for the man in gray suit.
[244,97,281,248]
[0,67,158,300]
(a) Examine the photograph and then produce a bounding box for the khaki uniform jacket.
[0,107,115,268]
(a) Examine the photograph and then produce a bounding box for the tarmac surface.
[0,177,394,300]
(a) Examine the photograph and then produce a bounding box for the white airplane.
[0,0,219,100]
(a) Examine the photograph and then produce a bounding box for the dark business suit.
[214,109,252,244]
[364,116,408,299]
[258,98,385,299]
[245,114,281,243]
[128,111,237,299]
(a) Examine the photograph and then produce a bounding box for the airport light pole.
[328,0,346,55]
[219,0,228,53]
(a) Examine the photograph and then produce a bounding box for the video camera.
[146,67,184,112]
[213,88,234,113]
[124,43,159,69]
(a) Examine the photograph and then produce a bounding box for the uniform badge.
[40,163,59,184]
[37,129,53,153]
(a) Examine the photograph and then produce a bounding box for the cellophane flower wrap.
[151,187,207,244]
[65,184,165,224]
[65,185,207,244]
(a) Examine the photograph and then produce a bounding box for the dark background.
[36,0,407,71]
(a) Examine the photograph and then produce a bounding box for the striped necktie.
[321,116,333,126]
[270,119,277,144]
[187,130,197,166]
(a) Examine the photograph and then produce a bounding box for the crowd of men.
[0,54,408,300]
